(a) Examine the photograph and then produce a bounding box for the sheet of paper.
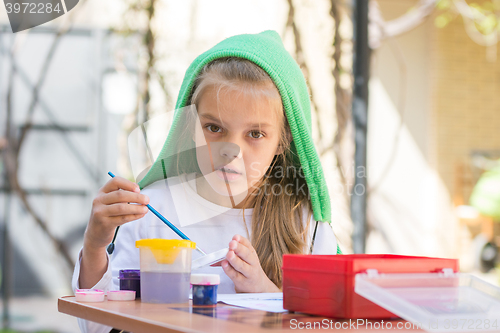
[217,293,286,313]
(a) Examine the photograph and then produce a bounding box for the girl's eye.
[249,131,264,139]
[206,125,222,133]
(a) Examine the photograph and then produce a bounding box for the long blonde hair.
[189,57,312,288]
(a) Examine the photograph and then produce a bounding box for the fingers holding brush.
[87,176,149,249]
[101,175,140,194]
[81,173,149,290]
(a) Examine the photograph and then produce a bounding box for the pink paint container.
[75,289,105,302]
[107,290,136,301]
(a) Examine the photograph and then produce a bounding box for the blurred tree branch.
[327,0,352,189]
[435,0,500,61]
[369,0,500,52]
[112,0,168,181]
[286,0,324,150]
[3,45,75,270]
[369,0,438,49]
[143,0,156,124]
[1,2,91,272]
[285,0,354,202]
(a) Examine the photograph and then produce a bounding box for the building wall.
[369,0,500,263]
[431,15,500,203]
[367,0,458,258]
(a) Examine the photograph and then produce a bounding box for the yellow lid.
[135,239,195,264]
[136,239,196,249]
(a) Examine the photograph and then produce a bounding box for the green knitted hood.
[138,30,331,224]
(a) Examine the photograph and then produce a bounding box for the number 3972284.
[5,2,62,14]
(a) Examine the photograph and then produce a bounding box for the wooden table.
[58,296,423,333]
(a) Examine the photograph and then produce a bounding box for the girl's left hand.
[221,234,281,293]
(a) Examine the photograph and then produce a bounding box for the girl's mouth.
[215,167,242,182]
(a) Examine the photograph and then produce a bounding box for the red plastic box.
[282,254,459,319]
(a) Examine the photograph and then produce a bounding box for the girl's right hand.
[80,176,149,289]
[84,176,150,250]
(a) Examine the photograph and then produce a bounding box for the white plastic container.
[355,268,500,332]
[136,239,195,304]
[107,290,136,301]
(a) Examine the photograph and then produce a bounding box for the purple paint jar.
[119,269,140,299]
[190,274,220,306]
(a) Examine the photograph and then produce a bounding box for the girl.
[73,30,340,332]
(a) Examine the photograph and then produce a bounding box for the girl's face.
[195,84,283,208]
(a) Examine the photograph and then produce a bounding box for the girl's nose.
[219,142,242,159]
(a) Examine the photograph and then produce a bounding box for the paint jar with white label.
[191,274,220,306]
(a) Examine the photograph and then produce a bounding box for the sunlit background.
[1,0,500,331]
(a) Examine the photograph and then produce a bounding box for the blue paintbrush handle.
[107,171,189,240]
[146,204,190,240]
[107,172,207,255]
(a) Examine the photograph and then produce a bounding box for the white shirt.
[72,173,337,333]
